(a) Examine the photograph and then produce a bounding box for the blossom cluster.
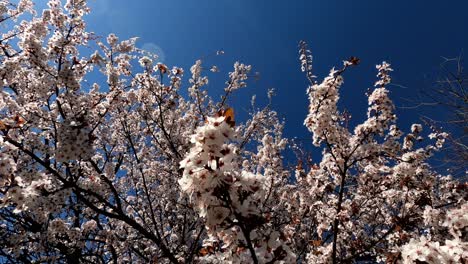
[179,112,296,263]
[401,202,468,263]
[56,120,93,162]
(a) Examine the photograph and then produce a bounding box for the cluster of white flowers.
[64,0,90,17]
[354,62,395,138]
[189,60,208,86]
[0,152,15,188]
[375,61,393,86]
[106,33,119,47]
[298,40,315,82]
[47,218,85,249]
[179,112,297,262]
[400,203,468,263]
[429,131,449,149]
[58,62,81,91]
[3,172,60,217]
[225,62,251,92]
[304,67,345,146]
[443,202,468,239]
[179,115,237,216]
[400,236,465,263]
[56,120,93,162]
[188,60,209,101]
[138,56,153,69]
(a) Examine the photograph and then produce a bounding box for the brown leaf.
[158,63,168,74]
[223,108,235,127]
[310,240,321,247]
[296,160,303,170]
[0,120,7,130]
[348,56,360,65]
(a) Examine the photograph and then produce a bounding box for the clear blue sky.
[64,1,468,141]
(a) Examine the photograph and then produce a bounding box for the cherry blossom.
[0,1,465,263]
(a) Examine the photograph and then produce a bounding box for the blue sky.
[60,1,468,146]
[77,0,467,137]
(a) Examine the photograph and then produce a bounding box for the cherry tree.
[0,1,466,263]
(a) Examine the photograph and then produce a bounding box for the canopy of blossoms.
[0,1,466,263]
